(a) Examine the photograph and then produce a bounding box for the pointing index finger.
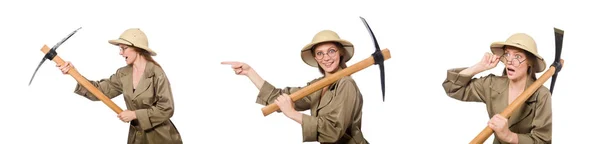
[220,61,238,65]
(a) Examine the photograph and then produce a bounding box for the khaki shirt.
[256,76,368,144]
[443,67,552,144]
[74,62,182,144]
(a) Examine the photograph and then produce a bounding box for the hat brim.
[490,42,546,73]
[108,39,157,56]
[108,39,132,46]
[301,39,354,67]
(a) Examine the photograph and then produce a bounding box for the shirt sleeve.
[73,69,123,101]
[442,67,491,103]
[256,80,313,111]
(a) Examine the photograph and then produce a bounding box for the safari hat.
[490,33,546,73]
[108,28,156,56]
[301,30,354,67]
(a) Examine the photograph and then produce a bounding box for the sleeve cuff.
[135,109,152,130]
[446,67,474,86]
[301,114,318,142]
[74,83,88,96]
[515,133,534,144]
[255,81,275,105]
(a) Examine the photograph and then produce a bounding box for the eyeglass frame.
[500,51,527,67]
[119,45,131,52]
[313,48,339,60]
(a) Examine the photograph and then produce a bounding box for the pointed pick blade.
[51,27,82,51]
[359,17,381,51]
[28,57,47,86]
[379,63,385,101]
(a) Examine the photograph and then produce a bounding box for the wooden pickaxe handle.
[469,59,564,144]
[41,45,124,114]
[261,48,392,116]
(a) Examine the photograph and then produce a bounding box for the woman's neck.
[133,56,148,73]
[509,76,527,91]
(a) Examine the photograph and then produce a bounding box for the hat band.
[119,38,135,47]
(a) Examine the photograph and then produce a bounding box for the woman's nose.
[323,55,332,60]
[506,59,516,66]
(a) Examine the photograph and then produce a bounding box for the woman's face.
[313,42,342,74]
[119,44,138,65]
[502,46,530,80]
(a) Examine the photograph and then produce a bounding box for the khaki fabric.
[443,67,552,144]
[256,76,368,144]
[74,62,182,144]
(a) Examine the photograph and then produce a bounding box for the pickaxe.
[469,28,564,144]
[260,17,391,116]
[28,27,124,114]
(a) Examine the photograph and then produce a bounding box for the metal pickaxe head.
[28,27,82,86]
[360,17,386,102]
[549,28,564,94]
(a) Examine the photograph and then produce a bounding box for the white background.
[1,0,598,143]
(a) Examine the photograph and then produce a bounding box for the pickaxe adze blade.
[550,28,564,94]
[469,28,565,144]
[259,17,392,116]
[28,27,82,86]
[360,16,386,102]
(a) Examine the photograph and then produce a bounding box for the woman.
[57,28,182,144]
[442,33,552,143]
[223,30,369,144]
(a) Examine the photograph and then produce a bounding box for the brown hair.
[311,42,347,75]
[131,46,161,68]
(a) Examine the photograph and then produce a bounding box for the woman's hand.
[475,52,500,72]
[221,61,253,76]
[221,61,265,90]
[117,110,137,123]
[488,114,518,143]
[56,61,74,74]
[275,94,303,124]
[460,52,500,76]
[275,94,295,116]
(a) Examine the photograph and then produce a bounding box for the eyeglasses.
[119,45,130,52]
[314,49,338,60]
[501,52,527,67]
